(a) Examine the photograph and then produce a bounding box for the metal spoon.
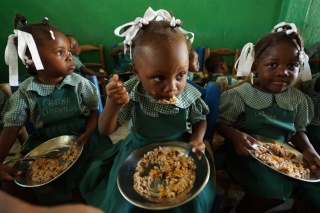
[8,149,61,163]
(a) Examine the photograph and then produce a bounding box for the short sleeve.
[188,98,209,124]
[294,94,314,132]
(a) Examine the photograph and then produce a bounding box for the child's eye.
[56,51,63,56]
[288,63,299,69]
[177,72,186,80]
[153,76,164,82]
[268,63,277,68]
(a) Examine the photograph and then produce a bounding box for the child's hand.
[302,149,320,172]
[106,74,129,107]
[231,131,260,157]
[75,132,91,145]
[189,140,206,160]
[0,163,21,181]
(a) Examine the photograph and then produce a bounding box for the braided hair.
[13,13,59,75]
[254,31,303,63]
[131,20,191,59]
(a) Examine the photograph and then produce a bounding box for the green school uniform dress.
[206,73,238,85]
[217,83,320,207]
[83,78,216,213]
[303,73,320,154]
[3,73,113,204]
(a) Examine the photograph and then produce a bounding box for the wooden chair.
[203,48,241,77]
[79,44,108,104]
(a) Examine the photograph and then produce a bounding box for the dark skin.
[67,35,107,78]
[217,43,320,212]
[0,32,98,204]
[99,38,206,159]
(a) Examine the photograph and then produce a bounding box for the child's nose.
[163,80,177,94]
[276,66,289,76]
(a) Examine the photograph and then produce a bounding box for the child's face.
[189,53,199,72]
[36,31,75,83]
[68,36,81,56]
[132,39,189,100]
[252,43,299,94]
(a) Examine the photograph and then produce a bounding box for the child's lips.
[69,65,76,70]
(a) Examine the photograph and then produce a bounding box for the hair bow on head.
[114,7,194,59]
[272,22,297,34]
[5,30,44,86]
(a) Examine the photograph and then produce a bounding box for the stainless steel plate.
[117,141,210,210]
[248,135,320,182]
[12,135,83,187]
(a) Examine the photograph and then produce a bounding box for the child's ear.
[131,63,139,80]
[251,61,257,75]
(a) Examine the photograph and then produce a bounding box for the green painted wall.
[0,0,319,83]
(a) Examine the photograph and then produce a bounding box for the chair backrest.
[80,44,107,104]
[203,48,241,77]
[187,80,221,142]
[79,44,107,73]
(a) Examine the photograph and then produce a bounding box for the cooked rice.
[158,96,179,104]
[254,143,310,179]
[133,146,196,199]
[27,144,79,184]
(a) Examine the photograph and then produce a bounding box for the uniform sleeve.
[188,98,209,124]
[3,91,29,127]
[294,95,314,132]
[217,89,245,126]
[78,78,99,115]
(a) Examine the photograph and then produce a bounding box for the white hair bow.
[5,30,44,86]
[234,42,255,78]
[114,7,194,59]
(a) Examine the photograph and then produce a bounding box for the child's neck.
[36,76,65,85]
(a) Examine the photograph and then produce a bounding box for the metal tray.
[12,135,83,187]
[248,135,320,182]
[117,141,210,210]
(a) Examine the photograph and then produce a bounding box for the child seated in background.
[84,7,216,213]
[66,35,107,78]
[110,26,132,82]
[205,54,238,85]
[187,49,200,81]
[215,23,320,212]
[305,41,320,74]
[303,73,320,154]
[1,14,114,206]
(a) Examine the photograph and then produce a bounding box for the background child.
[66,35,107,78]
[187,49,200,81]
[303,73,320,154]
[86,7,216,213]
[216,25,320,212]
[205,54,238,85]
[0,14,113,206]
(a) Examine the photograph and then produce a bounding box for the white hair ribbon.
[114,7,194,59]
[234,42,255,77]
[4,30,44,86]
[272,22,297,33]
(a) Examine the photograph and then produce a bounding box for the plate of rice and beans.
[11,135,83,187]
[247,135,320,182]
[117,141,210,210]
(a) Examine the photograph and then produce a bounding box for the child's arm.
[98,74,129,135]
[216,122,259,157]
[79,66,108,78]
[189,120,206,159]
[76,110,99,145]
[290,132,320,170]
[0,126,23,181]
[110,46,125,57]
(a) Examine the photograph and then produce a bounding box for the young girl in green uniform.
[93,7,216,213]
[0,13,113,206]
[216,24,320,212]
